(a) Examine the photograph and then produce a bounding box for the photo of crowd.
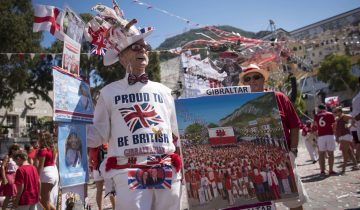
[183,141,298,209]
[175,92,300,209]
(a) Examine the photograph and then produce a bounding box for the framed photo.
[53,66,94,123]
[175,92,298,209]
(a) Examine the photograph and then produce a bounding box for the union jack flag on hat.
[84,0,153,66]
[91,44,107,56]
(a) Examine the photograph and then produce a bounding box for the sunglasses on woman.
[130,43,151,52]
[243,74,263,82]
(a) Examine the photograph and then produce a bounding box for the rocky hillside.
[219,93,278,127]
[156,25,271,50]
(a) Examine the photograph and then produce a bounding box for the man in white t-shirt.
[86,2,182,210]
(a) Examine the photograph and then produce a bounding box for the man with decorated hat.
[239,64,308,210]
[86,1,182,209]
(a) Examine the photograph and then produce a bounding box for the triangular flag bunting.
[30,53,35,60]
[6,53,12,60]
[18,53,25,60]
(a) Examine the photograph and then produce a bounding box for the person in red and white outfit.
[88,144,115,210]
[301,120,318,164]
[314,104,337,175]
[36,132,59,210]
[85,2,182,210]
[1,144,20,210]
[13,151,40,210]
[239,64,307,210]
[333,106,359,173]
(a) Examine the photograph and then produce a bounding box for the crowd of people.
[0,132,58,210]
[0,132,118,210]
[183,142,298,206]
[302,103,360,175]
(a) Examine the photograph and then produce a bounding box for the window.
[6,115,17,127]
[26,116,37,128]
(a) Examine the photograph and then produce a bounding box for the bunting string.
[0,47,208,61]
[132,0,203,28]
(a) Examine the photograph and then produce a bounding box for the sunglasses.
[243,74,263,82]
[130,43,151,52]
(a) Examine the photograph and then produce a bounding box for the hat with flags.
[239,64,269,82]
[84,0,153,66]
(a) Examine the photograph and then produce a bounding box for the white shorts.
[92,170,115,195]
[317,135,336,151]
[104,178,115,195]
[217,182,223,190]
[186,182,190,189]
[40,165,59,185]
[93,170,103,182]
[339,134,353,142]
[282,153,308,208]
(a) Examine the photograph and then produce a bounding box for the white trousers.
[112,170,181,210]
[304,139,318,161]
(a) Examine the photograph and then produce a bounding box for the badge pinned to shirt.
[128,166,172,190]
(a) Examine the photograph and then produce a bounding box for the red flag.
[33,5,64,41]
[18,53,25,60]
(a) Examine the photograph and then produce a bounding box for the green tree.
[0,0,42,109]
[318,54,357,92]
[146,51,161,82]
[184,123,207,143]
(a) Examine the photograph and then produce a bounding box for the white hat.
[239,64,269,82]
[84,2,153,66]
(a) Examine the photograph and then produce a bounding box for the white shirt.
[87,75,179,178]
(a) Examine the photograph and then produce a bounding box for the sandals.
[351,166,359,171]
[328,171,338,176]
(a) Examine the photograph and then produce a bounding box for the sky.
[32,0,360,49]
[175,92,264,131]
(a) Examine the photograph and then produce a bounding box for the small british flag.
[91,43,107,56]
[119,103,163,133]
[90,34,107,56]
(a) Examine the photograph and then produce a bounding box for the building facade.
[0,91,53,138]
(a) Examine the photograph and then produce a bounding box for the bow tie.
[128,73,149,85]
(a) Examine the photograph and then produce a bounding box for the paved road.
[87,138,360,210]
[276,138,360,210]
